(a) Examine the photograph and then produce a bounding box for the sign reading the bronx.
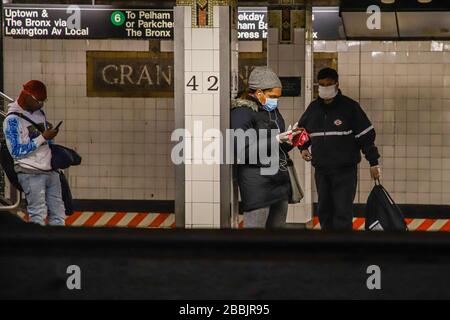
[237,7,267,40]
[3,4,173,39]
[87,51,173,97]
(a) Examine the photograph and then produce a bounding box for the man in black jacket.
[298,68,381,231]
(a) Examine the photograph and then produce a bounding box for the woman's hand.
[276,123,301,145]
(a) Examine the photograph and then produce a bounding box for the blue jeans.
[18,172,65,226]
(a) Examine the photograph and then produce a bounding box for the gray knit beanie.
[248,66,282,90]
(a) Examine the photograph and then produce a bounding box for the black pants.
[314,167,357,231]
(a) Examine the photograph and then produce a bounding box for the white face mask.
[318,85,337,100]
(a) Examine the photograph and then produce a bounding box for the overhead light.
[381,0,395,3]
[418,0,432,3]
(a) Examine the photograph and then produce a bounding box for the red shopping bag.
[289,128,309,147]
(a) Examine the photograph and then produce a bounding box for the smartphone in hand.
[54,121,63,130]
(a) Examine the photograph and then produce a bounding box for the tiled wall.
[268,27,314,223]
[314,40,450,205]
[2,38,175,200]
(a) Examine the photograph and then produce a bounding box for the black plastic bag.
[58,170,74,216]
[0,140,23,192]
[365,181,407,231]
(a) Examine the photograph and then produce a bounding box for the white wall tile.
[192,164,214,181]
[184,27,192,50]
[192,181,214,203]
[192,94,214,115]
[191,50,214,72]
[192,28,214,50]
[239,41,263,53]
[192,203,214,224]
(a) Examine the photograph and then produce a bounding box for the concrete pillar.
[174,0,238,228]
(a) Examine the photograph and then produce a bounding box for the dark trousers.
[314,167,357,231]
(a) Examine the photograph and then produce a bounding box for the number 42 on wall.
[185,72,219,93]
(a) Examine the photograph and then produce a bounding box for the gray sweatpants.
[243,199,288,229]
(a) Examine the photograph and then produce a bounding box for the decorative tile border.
[177,0,236,28]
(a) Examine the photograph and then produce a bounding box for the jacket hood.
[6,101,23,114]
[231,98,260,112]
[6,101,43,116]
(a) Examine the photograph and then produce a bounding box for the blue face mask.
[262,97,279,112]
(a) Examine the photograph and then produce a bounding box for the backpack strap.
[4,113,54,173]
[7,112,44,133]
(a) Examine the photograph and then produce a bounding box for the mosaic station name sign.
[3,4,174,39]
[87,51,174,98]
[2,5,267,40]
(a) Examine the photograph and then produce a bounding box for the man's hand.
[370,165,381,180]
[42,128,58,140]
[301,149,312,162]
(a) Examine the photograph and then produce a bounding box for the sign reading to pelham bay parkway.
[3,4,173,39]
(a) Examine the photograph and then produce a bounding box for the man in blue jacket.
[298,68,381,231]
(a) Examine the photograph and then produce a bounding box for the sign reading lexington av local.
[3,4,173,39]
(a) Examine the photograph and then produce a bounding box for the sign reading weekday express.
[237,7,268,40]
[2,4,173,39]
[3,4,267,41]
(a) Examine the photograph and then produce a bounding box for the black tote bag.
[365,180,407,231]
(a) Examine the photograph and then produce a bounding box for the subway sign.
[237,7,267,40]
[3,4,268,41]
[312,7,345,40]
[2,4,174,39]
